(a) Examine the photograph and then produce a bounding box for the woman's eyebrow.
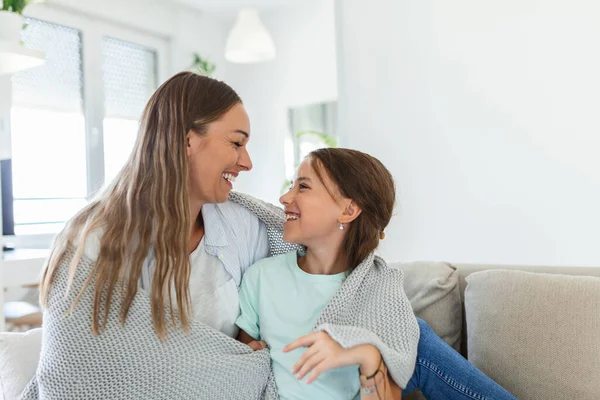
[233,129,249,138]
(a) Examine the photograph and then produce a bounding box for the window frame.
[2,6,170,247]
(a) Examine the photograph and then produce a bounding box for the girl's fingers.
[248,340,267,351]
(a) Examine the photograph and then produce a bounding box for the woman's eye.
[233,142,243,148]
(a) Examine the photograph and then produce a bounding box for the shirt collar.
[201,203,228,247]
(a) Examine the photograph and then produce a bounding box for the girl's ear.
[338,200,362,224]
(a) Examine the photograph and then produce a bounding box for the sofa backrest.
[460,266,600,400]
[453,263,600,358]
[453,263,600,301]
[395,260,600,358]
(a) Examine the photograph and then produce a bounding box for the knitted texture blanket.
[20,192,419,399]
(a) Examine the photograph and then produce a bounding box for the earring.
[339,223,344,230]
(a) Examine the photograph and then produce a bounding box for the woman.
[23,72,515,400]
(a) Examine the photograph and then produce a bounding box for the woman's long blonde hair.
[39,72,241,339]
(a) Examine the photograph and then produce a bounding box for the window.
[285,102,338,189]
[102,37,157,184]
[4,10,169,238]
[11,19,87,235]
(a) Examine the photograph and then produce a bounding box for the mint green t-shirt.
[236,251,361,400]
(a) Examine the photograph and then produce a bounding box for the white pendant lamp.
[0,11,45,75]
[225,8,276,64]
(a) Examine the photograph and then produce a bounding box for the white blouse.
[139,199,270,337]
[79,199,270,338]
[187,237,240,338]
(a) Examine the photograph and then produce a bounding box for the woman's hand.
[283,331,382,384]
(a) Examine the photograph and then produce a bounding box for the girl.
[236,148,419,399]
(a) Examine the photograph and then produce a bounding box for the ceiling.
[172,0,305,12]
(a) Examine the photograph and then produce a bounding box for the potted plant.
[0,1,45,75]
[190,53,216,76]
[281,130,337,193]
[0,1,41,44]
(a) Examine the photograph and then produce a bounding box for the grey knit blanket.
[21,192,419,399]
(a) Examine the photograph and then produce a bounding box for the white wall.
[222,59,288,205]
[170,6,231,77]
[336,0,600,266]
[264,0,337,108]
[225,0,338,204]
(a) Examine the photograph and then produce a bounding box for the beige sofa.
[401,262,600,400]
[1,262,599,400]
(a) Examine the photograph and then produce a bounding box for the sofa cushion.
[0,328,42,400]
[465,270,600,400]
[393,261,462,351]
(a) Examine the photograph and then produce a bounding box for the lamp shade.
[0,11,44,75]
[225,9,276,64]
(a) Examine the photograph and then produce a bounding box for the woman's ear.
[186,129,200,157]
[339,200,362,224]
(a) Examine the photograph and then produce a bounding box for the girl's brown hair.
[39,72,241,339]
[309,148,395,268]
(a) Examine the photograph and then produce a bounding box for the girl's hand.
[283,331,381,384]
[247,340,268,351]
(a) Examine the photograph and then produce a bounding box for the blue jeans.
[402,319,517,400]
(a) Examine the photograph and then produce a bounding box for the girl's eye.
[299,184,309,190]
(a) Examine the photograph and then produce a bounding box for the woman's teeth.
[222,173,236,183]
[285,214,299,221]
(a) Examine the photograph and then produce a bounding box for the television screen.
[1,158,15,236]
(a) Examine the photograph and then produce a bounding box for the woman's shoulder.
[204,200,266,244]
[204,192,285,236]
[205,196,265,224]
[227,192,285,227]
[70,228,104,262]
